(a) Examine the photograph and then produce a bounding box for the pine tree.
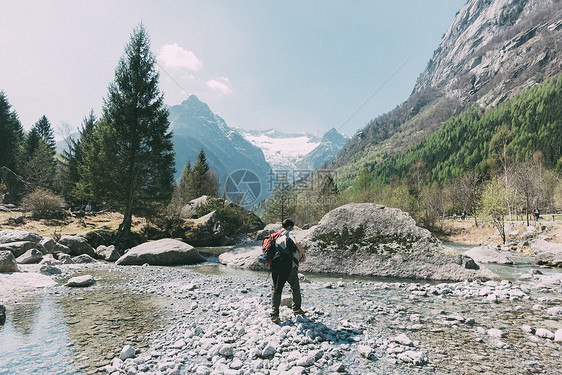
[34,115,56,150]
[22,117,57,190]
[190,149,219,199]
[60,110,97,203]
[0,92,24,173]
[79,24,175,240]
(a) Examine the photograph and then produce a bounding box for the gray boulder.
[463,245,514,264]
[95,245,121,262]
[66,275,95,287]
[116,238,205,266]
[180,195,209,219]
[58,235,97,257]
[72,254,98,264]
[16,249,43,264]
[56,253,74,264]
[0,229,42,244]
[297,203,497,281]
[40,264,62,276]
[0,241,38,258]
[219,244,263,270]
[39,237,56,254]
[532,239,562,267]
[39,254,62,265]
[0,251,20,272]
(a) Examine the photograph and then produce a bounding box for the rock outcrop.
[221,204,497,281]
[463,245,514,264]
[0,251,20,273]
[532,239,562,267]
[116,239,205,266]
[297,204,494,281]
[0,229,42,245]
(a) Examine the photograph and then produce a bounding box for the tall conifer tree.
[81,24,175,240]
[0,92,24,173]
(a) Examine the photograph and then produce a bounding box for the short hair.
[282,219,294,229]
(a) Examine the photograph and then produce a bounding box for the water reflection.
[0,296,80,375]
[0,269,166,374]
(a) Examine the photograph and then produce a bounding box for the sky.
[0,0,465,139]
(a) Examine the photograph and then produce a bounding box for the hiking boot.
[293,308,306,315]
[271,316,280,324]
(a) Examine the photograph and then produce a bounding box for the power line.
[337,53,415,133]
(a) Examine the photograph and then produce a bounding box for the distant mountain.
[329,0,562,189]
[169,95,272,204]
[236,127,347,172]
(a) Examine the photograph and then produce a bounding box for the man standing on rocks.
[270,219,306,323]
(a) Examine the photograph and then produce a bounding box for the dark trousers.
[270,256,301,318]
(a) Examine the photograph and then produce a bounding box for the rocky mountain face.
[329,0,562,187]
[169,95,272,203]
[413,0,562,107]
[237,127,347,172]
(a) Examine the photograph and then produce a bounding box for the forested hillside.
[370,74,562,184]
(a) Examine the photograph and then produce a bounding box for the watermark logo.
[224,169,262,207]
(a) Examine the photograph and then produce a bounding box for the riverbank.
[1,262,561,374]
[437,219,562,246]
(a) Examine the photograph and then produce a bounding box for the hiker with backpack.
[264,219,306,323]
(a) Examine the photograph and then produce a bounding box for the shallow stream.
[0,245,560,374]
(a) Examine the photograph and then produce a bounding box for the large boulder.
[0,241,38,258]
[116,239,205,266]
[0,229,42,244]
[532,239,562,267]
[58,236,97,258]
[300,204,496,281]
[16,249,44,264]
[219,244,263,270]
[463,245,514,264]
[180,195,209,219]
[0,251,20,273]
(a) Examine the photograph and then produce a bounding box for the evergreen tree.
[0,92,24,173]
[190,149,219,199]
[60,110,97,203]
[21,117,57,190]
[79,24,175,240]
[34,115,56,150]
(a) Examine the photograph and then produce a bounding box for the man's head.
[282,218,295,229]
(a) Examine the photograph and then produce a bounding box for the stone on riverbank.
[0,229,42,245]
[464,245,513,264]
[0,251,20,272]
[67,275,95,287]
[58,235,97,258]
[0,304,5,325]
[0,241,38,258]
[120,345,135,360]
[532,239,562,267]
[116,239,205,266]
[96,245,121,262]
[72,254,99,264]
[16,249,43,264]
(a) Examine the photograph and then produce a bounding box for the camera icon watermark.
[224,169,262,207]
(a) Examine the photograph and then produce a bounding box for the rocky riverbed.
[2,261,561,375]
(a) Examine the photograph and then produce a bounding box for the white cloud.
[207,78,233,95]
[157,43,203,71]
